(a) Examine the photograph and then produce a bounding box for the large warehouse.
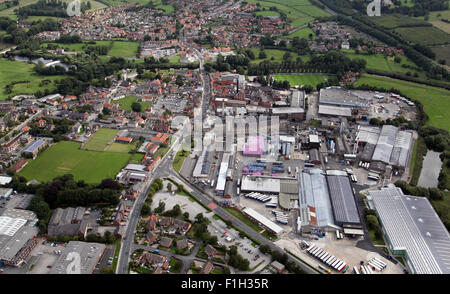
[325,170,363,234]
[242,208,284,236]
[368,187,450,274]
[297,169,336,233]
[319,86,370,109]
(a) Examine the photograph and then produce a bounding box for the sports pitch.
[82,128,118,151]
[18,141,143,183]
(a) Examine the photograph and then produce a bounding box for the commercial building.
[242,207,284,236]
[49,241,106,274]
[368,187,450,274]
[215,153,230,195]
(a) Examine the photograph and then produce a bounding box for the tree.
[258,51,267,59]
[131,102,142,112]
[141,203,150,216]
[167,183,172,192]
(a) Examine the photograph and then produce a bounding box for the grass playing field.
[114,96,152,111]
[105,142,133,153]
[354,74,450,131]
[0,58,63,100]
[273,74,329,86]
[82,128,118,151]
[18,141,143,183]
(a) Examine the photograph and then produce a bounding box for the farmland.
[114,96,152,111]
[82,128,118,151]
[393,26,450,46]
[273,74,329,87]
[0,58,63,100]
[18,141,143,183]
[354,74,450,130]
[369,14,430,29]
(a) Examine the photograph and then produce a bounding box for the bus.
[353,266,360,274]
[288,166,292,174]
[314,249,324,258]
[307,245,316,254]
[373,258,387,268]
[332,260,342,270]
[360,266,367,274]
[237,178,241,187]
[368,261,382,272]
[337,263,347,272]
[324,156,328,164]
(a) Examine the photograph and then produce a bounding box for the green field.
[345,53,418,74]
[105,142,133,153]
[250,48,300,63]
[108,41,139,58]
[354,74,450,130]
[431,45,450,66]
[82,128,118,151]
[393,26,450,46]
[286,27,314,39]
[115,96,152,111]
[370,14,430,29]
[273,74,329,86]
[255,10,280,17]
[19,141,143,183]
[247,0,315,27]
[0,58,63,100]
[0,0,106,19]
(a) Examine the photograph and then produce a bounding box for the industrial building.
[297,169,336,233]
[49,241,106,274]
[192,145,215,178]
[241,175,280,194]
[368,187,450,274]
[242,207,284,236]
[319,87,370,109]
[215,153,230,195]
[318,105,352,117]
[48,207,89,237]
[325,170,363,234]
[0,210,39,267]
[278,179,299,211]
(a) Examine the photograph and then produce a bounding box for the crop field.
[286,27,314,39]
[273,74,329,86]
[82,128,118,151]
[430,20,450,34]
[431,45,450,66]
[354,74,450,130]
[18,141,142,183]
[0,59,63,100]
[114,96,152,111]
[370,14,430,29]
[393,26,450,46]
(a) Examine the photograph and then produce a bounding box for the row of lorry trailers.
[306,245,349,273]
[353,258,387,274]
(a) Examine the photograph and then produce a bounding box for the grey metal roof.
[372,125,398,164]
[318,105,352,117]
[298,169,335,228]
[356,126,380,145]
[369,187,450,274]
[0,225,38,262]
[319,86,370,108]
[326,175,361,226]
[49,241,106,274]
[23,139,45,153]
[390,131,412,168]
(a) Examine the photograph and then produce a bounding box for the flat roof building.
[319,86,370,109]
[326,174,362,230]
[318,105,352,117]
[368,187,450,274]
[49,241,106,274]
[241,175,280,194]
[242,207,284,236]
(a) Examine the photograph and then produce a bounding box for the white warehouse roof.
[242,208,284,235]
